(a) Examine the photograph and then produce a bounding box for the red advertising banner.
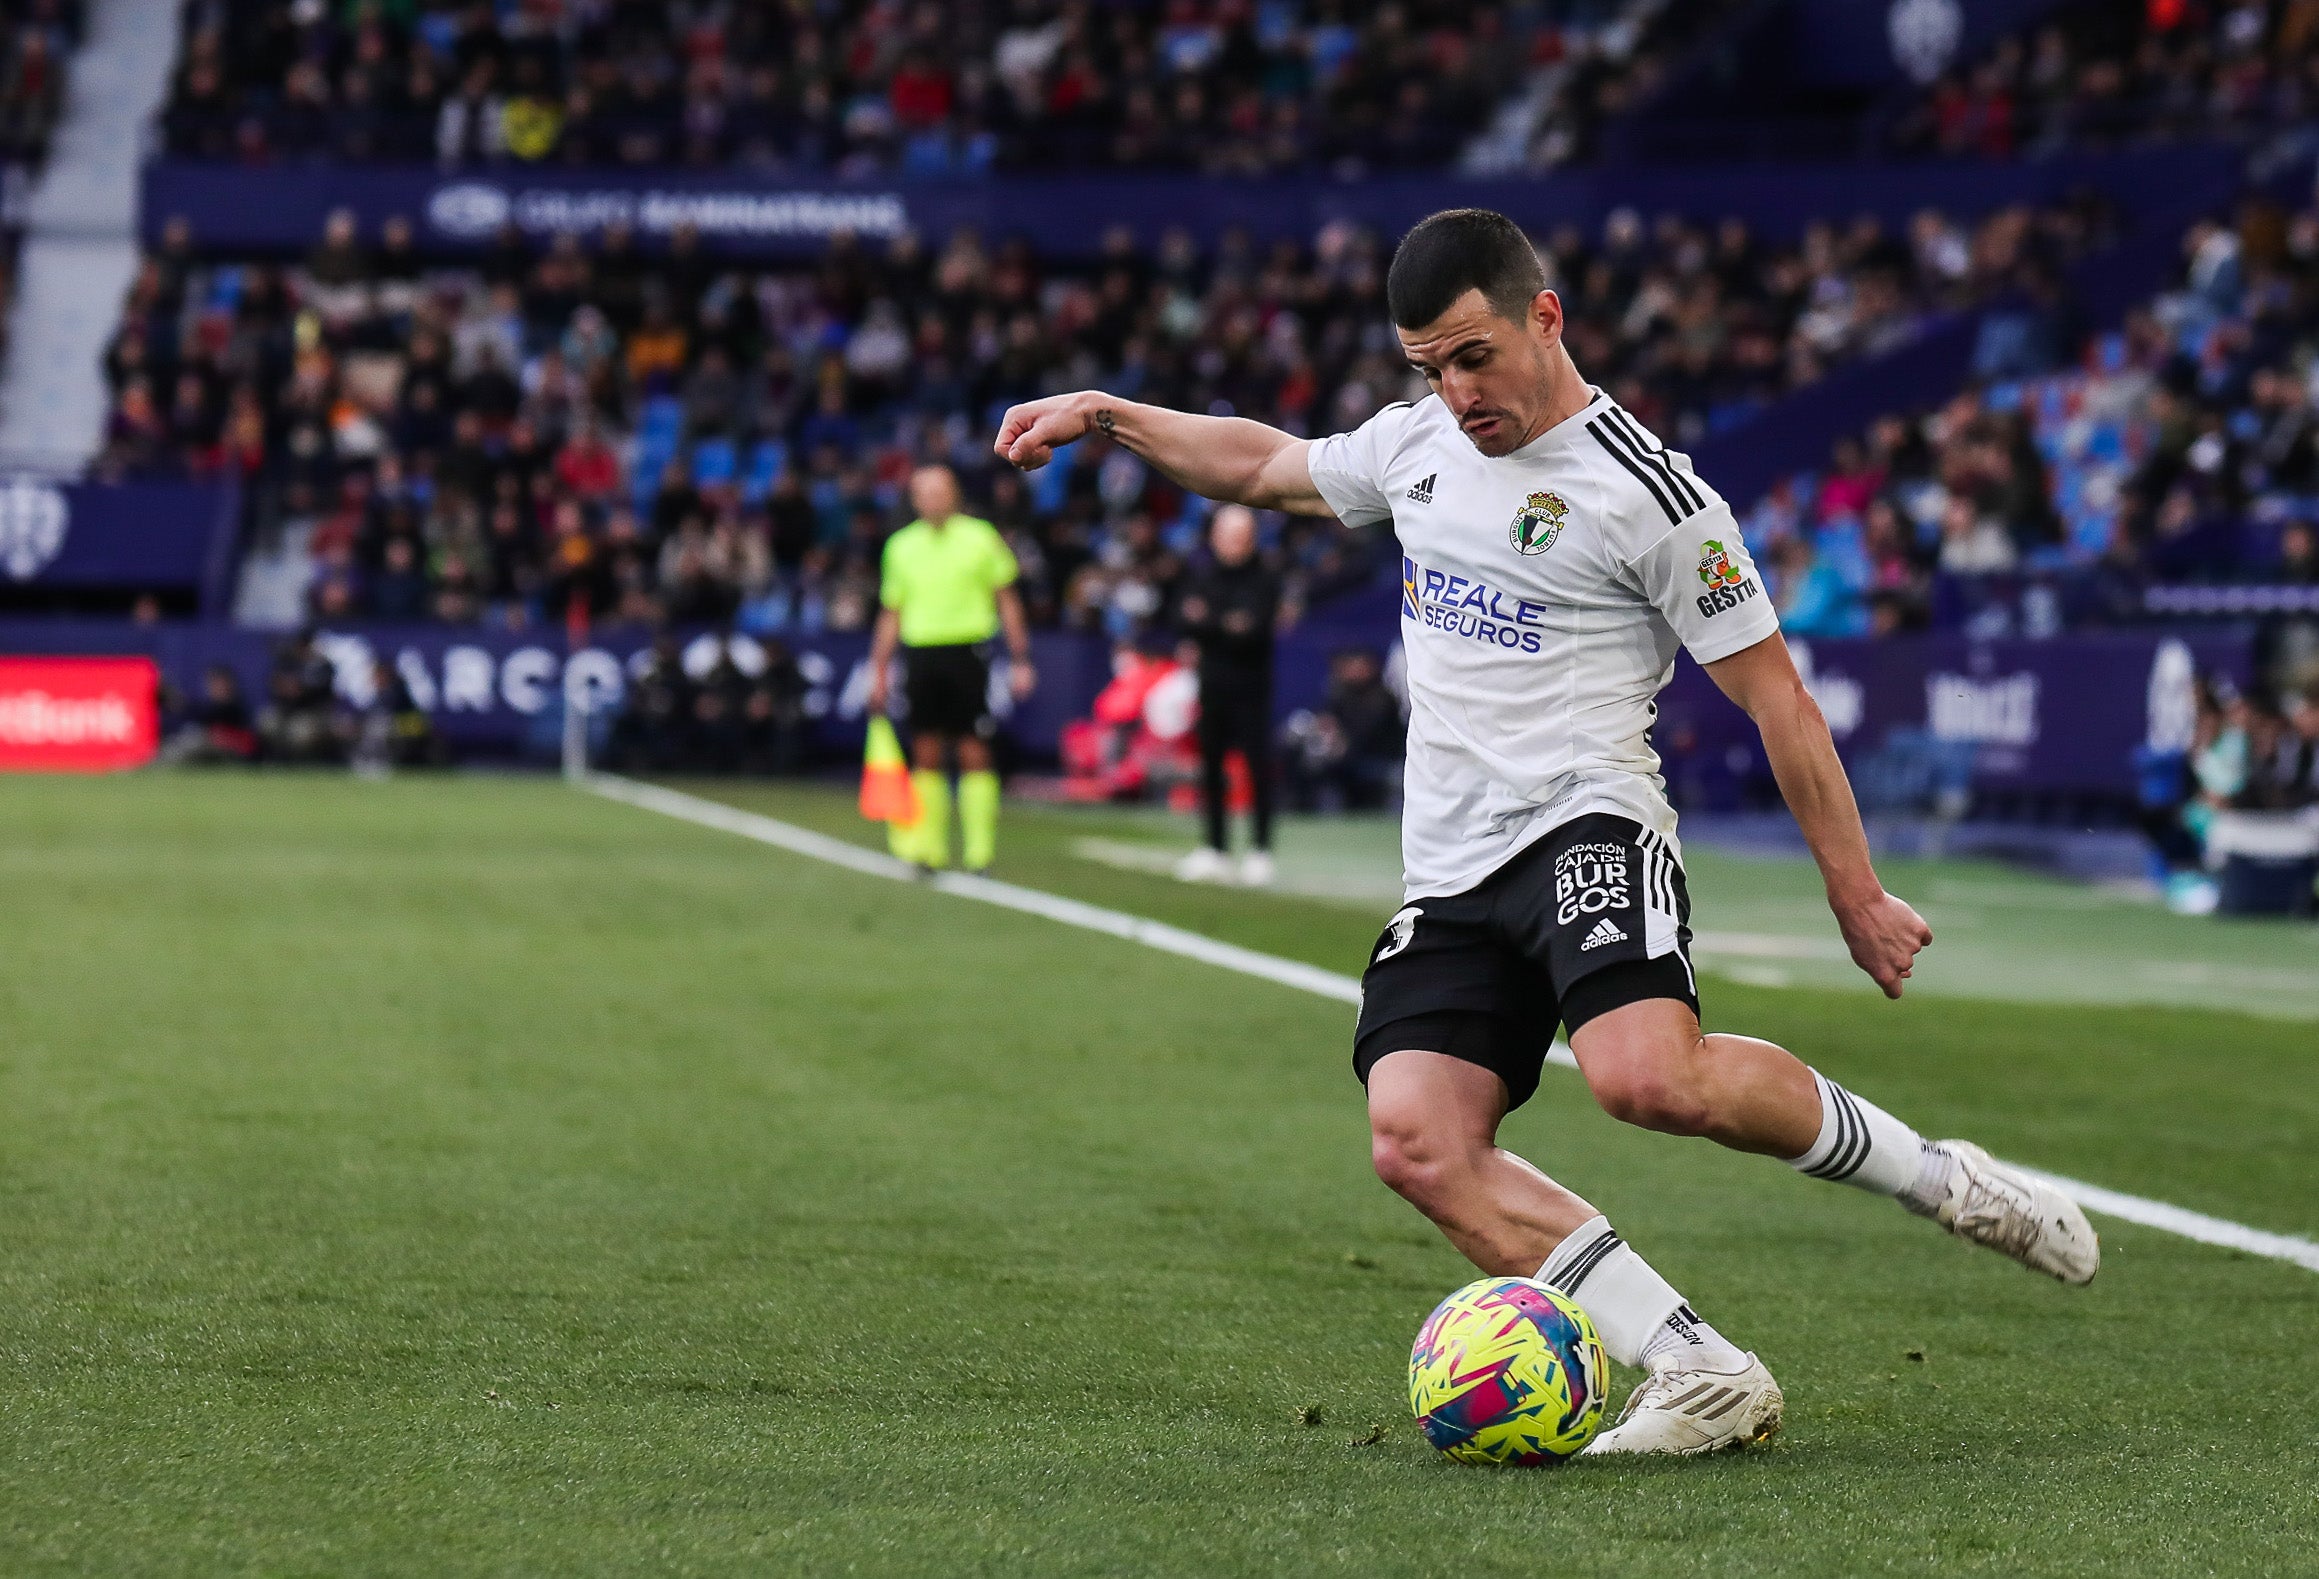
[0,656,159,771]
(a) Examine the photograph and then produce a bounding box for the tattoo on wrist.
[1095,408,1116,438]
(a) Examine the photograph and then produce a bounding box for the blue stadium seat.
[1028,440,1077,514]
[1818,515,1872,591]
[631,433,677,507]
[2066,502,2112,556]
[742,439,788,502]
[639,396,684,442]
[692,437,737,487]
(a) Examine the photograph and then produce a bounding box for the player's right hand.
[865,670,889,715]
[1834,889,1933,999]
[994,392,1099,470]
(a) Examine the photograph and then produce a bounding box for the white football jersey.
[1306,387,1779,900]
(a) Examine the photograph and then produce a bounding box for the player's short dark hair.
[1386,209,1546,330]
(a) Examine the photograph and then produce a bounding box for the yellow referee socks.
[907,770,953,868]
[958,770,1000,872]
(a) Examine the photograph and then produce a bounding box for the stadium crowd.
[162,0,1542,176]
[0,0,72,168]
[96,189,2121,648]
[2186,675,2319,810]
[1742,194,2319,643]
[156,634,446,771]
[1889,0,2319,160]
[0,0,82,366]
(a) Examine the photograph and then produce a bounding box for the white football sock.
[1636,1301,1747,1373]
[1902,1139,1962,1218]
[1535,1215,1745,1372]
[1789,1070,1940,1201]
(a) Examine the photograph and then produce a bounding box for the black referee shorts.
[1352,814,1699,1111]
[902,643,996,739]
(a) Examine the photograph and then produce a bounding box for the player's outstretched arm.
[1704,632,1932,999]
[993,392,1336,516]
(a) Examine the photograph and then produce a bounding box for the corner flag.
[860,717,923,856]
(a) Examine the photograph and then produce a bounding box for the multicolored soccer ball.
[1408,1277,1610,1464]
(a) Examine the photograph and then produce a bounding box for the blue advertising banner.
[0,615,2255,796]
[276,623,1109,755]
[1273,615,2251,801]
[0,479,241,610]
[0,618,1106,759]
[1654,630,2256,799]
[144,145,2234,261]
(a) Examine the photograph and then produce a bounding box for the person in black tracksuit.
[1175,504,1290,883]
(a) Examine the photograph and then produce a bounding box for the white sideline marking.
[582,774,2314,1271]
[584,772,1371,1009]
[1691,930,1850,962]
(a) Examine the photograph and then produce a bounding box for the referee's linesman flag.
[860,715,921,827]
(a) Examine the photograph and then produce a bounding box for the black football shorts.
[1352,813,1699,1110]
[902,642,997,739]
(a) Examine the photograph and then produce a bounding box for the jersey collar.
[1505,385,1608,462]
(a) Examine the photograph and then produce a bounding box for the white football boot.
[1580,1352,1784,1458]
[1173,847,1230,883]
[1237,850,1277,887]
[1925,1141,2100,1285]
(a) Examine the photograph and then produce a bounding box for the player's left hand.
[1833,889,1932,999]
[1009,660,1037,700]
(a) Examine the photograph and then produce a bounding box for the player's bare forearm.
[1705,634,1931,996]
[1752,685,1877,907]
[994,391,1334,516]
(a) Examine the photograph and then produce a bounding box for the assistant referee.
[865,465,1036,873]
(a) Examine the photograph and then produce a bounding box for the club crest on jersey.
[1509,490,1569,555]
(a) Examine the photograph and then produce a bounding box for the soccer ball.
[1408,1277,1609,1464]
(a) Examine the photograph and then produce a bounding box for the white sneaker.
[1174,847,1231,883]
[1237,850,1277,887]
[1927,1141,2100,1285]
[1580,1352,1783,1458]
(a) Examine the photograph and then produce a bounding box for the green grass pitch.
[0,772,2313,1576]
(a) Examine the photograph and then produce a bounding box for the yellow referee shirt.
[879,514,1019,648]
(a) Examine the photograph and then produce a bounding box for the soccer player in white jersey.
[993,209,2097,1456]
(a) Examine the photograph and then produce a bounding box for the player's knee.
[1585,1045,1713,1136]
[1368,1111,1471,1209]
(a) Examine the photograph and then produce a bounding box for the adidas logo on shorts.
[1580,917,1627,951]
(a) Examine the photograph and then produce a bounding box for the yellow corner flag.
[862,715,931,864]
[860,716,919,825]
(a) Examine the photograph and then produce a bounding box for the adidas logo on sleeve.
[1406,474,1435,503]
[1580,917,1628,950]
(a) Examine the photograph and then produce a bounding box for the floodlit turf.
[1,773,2314,1576]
